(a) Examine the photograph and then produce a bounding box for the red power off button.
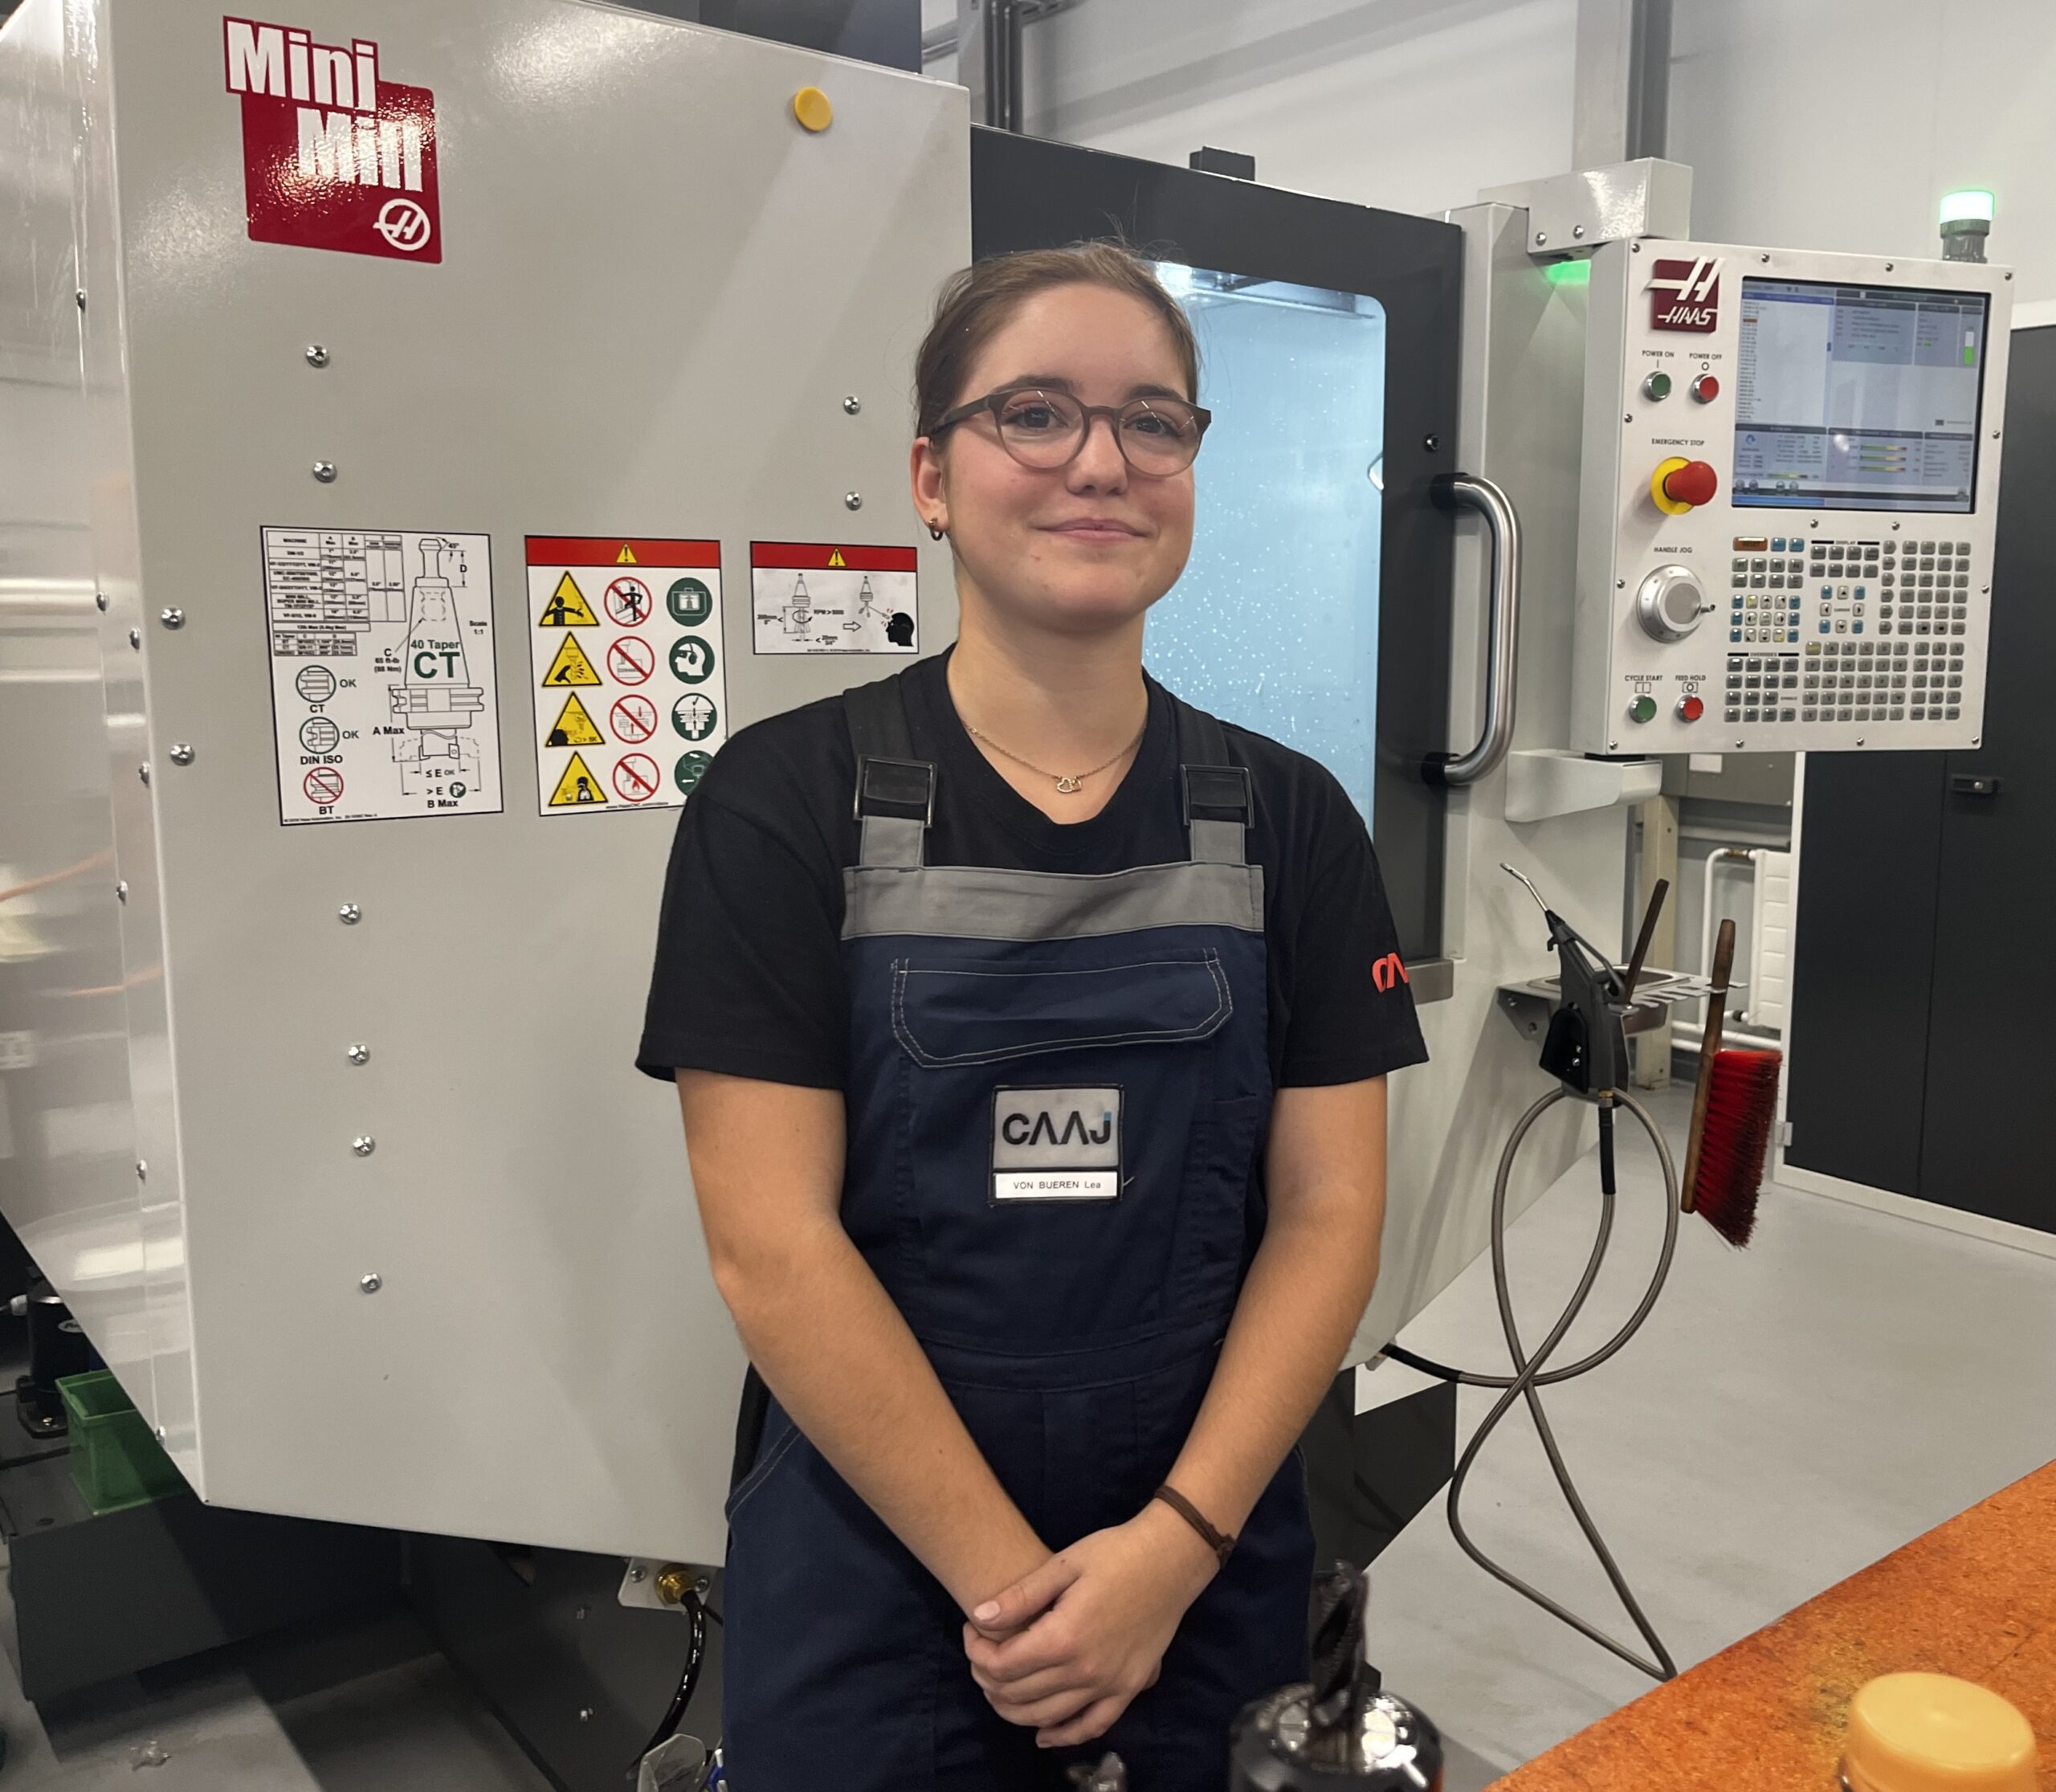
[1691,373,1720,402]
[1678,695,1705,722]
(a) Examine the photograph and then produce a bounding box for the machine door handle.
[1426,471,1523,788]
[1949,774,2002,797]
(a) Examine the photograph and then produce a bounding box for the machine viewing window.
[1732,278,1989,512]
[1144,263,1387,823]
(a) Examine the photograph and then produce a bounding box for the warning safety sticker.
[524,537,727,816]
[261,527,502,826]
[750,542,917,656]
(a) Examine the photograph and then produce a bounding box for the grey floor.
[1366,1083,2056,1787]
[1,1086,2051,1789]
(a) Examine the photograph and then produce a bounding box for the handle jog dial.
[1635,564,1707,643]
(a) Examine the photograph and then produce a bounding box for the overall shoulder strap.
[1170,696,1251,867]
[842,672,932,869]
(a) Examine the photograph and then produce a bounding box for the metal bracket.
[1479,158,1693,255]
[1497,967,1715,1045]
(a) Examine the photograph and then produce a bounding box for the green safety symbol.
[671,692,719,741]
[670,634,716,684]
[667,576,714,627]
[675,751,714,794]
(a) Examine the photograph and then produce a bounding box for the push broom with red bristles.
[1680,917,1781,1246]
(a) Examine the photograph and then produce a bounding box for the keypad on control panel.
[1805,535,1975,641]
[1729,535,1807,643]
[1793,636,1964,724]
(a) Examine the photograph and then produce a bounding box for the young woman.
[638,242,1426,1791]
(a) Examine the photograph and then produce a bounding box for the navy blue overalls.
[720,672,1312,1790]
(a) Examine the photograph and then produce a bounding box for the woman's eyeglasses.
[928,386,1211,477]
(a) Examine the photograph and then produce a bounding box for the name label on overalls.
[989,1087,1122,1203]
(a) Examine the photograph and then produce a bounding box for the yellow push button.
[793,86,834,133]
[1843,1673,2037,1792]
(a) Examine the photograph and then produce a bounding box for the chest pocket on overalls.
[887,940,1263,1349]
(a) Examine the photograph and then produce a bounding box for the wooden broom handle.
[1680,917,1737,1212]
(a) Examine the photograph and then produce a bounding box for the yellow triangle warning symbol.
[541,632,602,688]
[545,691,606,748]
[615,543,638,565]
[539,571,598,628]
[827,549,846,569]
[547,751,607,806]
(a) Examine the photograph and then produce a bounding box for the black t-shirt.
[637,651,1427,1092]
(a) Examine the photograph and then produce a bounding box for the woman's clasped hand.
[962,1501,1222,1747]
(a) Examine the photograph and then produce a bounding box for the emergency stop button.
[1652,456,1719,514]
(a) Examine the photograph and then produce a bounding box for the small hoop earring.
[928,522,946,541]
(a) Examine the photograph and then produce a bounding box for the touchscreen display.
[1732,278,1988,512]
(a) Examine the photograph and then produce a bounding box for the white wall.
[1672,0,2056,299]
[937,0,2056,300]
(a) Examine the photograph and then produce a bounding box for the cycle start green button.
[1628,694,1658,724]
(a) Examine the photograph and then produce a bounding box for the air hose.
[1385,1084,1682,1682]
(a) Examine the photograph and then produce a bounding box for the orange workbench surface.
[1491,1458,2056,1790]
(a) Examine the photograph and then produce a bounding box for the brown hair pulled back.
[912,241,1201,441]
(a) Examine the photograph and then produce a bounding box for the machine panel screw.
[628,1565,647,1582]
[1616,579,1626,590]
[574,1605,589,1621]
[347,1043,370,1065]
[1884,262,1895,272]
[360,1272,381,1293]
[338,903,361,924]
[577,1708,594,1725]
[136,1161,147,1181]
[169,744,194,766]
[844,492,863,510]
[76,288,87,309]
[1734,737,1744,748]
[116,880,128,903]
[128,628,141,649]
[1630,241,1641,252]
[95,590,108,612]
[842,395,861,414]
[160,607,185,629]
[312,460,337,483]
[1534,231,1547,246]
[1760,253,1770,263]
[305,345,329,367]
[155,1426,166,1442]
[138,764,151,786]
[1572,225,1585,239]
[353,1136,376,1157]
[1856,736,1866,746]
[1422,434,1439,452]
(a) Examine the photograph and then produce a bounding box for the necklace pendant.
[1055,775,1083,794]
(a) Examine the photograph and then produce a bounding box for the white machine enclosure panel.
[524,537,728,816]
[1573,239,2011,756]
[93,0,969,1557]
[262,528,502,824]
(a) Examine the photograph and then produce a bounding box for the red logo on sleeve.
[1372,953,1410,994]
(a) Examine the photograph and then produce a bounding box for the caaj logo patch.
[991,1087,1121,1203]
[1650,257,1723,333]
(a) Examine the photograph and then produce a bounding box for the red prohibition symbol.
[304,766,345,805]
[605,576,654,627]
[613,753,660,802]
[610,694,659,744]
[607,635,655,685]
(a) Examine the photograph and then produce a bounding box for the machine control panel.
[1572,239,2013,754]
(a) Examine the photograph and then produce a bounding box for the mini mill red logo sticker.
[222,16,441,263]
[1649,257,1722,332]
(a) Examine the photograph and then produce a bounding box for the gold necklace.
[965,717,1148,795]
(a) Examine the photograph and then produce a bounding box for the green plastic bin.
[59,1371,189,1515]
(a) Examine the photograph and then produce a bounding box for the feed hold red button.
[1691,373,1720,402]
[1662,459,1719,506]
[1679,694,1705,722]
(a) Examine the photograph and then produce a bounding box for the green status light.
[1940,189,1996,224]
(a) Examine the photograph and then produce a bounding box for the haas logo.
[1650,257,1723,333]
[1372,952,1410,994]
